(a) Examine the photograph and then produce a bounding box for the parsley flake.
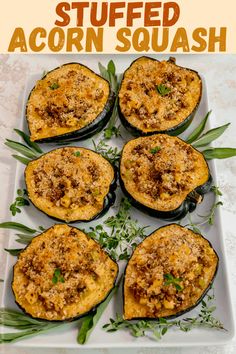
[164,273,183,291]
[74,151,81,157]
[150,146,161,154]
[49,82,60,90]
[156,84,171,96]
[52,268,65,284]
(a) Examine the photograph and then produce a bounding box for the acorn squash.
[26,63,115,142]
[118,57,202,136]
[12,224,118,321]
[25,147,116,222]
[124,224,218,320]
[120,134,212,220]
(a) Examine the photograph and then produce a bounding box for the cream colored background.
[0,0,235,53]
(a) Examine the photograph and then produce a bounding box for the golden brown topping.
[12,225,118,321]
[119,57,201,133]
[25,147,115,222]
[27,63,110,141]
[124,224,218,319]
[120,135,209,211]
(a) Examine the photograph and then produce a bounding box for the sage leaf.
[0,308,64,343]
[202,148,236,160]
[4,248,23,256]
[98,62,110,81]
[0,222,37,234]
[5,140,39,159]
[77,279,120,344]
[107,60,116,75]
[186,111,211,144]
[15,234,34,245]
[12,155,31,165]
[192,123,230,148]
[14,129,43,154]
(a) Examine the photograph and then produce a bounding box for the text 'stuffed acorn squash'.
[26,63,115,143]
[25,147,116,223]
[124,224,218,320]
[118,57,202,136]
[120,134,212,220]
[12,224,118,321]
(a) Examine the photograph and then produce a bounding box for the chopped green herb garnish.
[49,82,59,90]
[52,268,65,284]
[74,151,81,157]
[156,84,171,96]
[150,146,161,154]
[164,273,183,291]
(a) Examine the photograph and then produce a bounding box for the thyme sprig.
[103,290,225,340]
[87,198,148,261]
[183,185,223,233]
[92,140,121,166]
[9,189,29,216]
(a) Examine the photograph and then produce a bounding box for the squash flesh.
[120,134,209,211]
[27,63,110,141]
[124,224,218,319]
[12,224,118,321]
[119,57,201,133]
[25,147,115,222]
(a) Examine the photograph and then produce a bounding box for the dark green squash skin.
[119,137,212,221]
[24,147,117,223]
[12,225,119,322]
[118,56,202,137]
[123,223,219,320]
[26,62,115,143]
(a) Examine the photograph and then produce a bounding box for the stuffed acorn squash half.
[120,134,212,220]
[124,224,218,320]
[12,224,118,321]
[26,63,115,142]
[25,147,116,222]
[118,57,202,136]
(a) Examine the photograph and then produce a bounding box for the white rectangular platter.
[1,55,235,348]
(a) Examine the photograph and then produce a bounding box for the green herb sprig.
[87,198,148,261]
[4,248,23,256]
[182,185,223,232]
[92,140,121,166]
[0,222,42,245]
[0,309,64,344]
[103,290,225,341]
[5,129,43,165]
[186,111,236,160]
[156,84,171,96]
[10,189,29,216]
[78,277,122,344]
[98,60,122,139]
